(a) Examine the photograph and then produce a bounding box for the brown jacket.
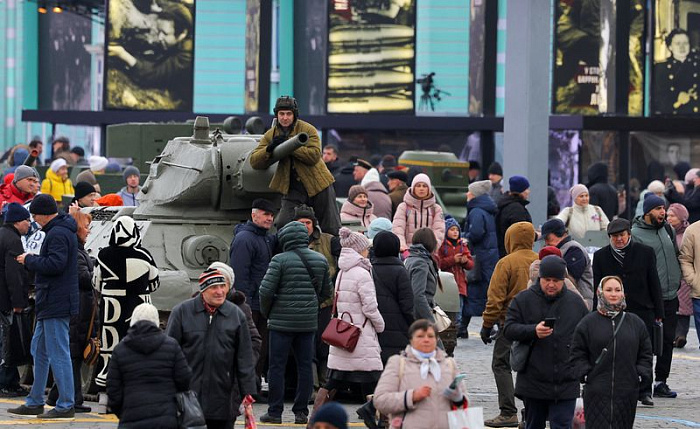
[482,222,537,328]
[389,182,408,216]
[249,119,334,197]
[680,221,700,299]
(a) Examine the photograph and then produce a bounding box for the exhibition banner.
[327,0,416,113]
[105,0,195,111]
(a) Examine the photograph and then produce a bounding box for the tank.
[398,151,469,222]
[85,116,308,312]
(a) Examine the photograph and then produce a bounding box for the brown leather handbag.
[83,295,101,366]
[321,272,368,352]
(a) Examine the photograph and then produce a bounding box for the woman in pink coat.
[340,185,377,228]
[392,173,445,253]
[309,227,385,425]
[374,319,466,429]
[667,203,693,348]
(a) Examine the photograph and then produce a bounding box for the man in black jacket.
[496,175,532,257]
[167,268,256,429]
[587,162,618,219]
[592,218,664,406]
[503,256,588,429]
[0,203,31,398]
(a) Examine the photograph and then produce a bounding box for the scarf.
[202,295,218,316]
[610,236,631,266]
[410,347,441,381]
[596,276,627,318]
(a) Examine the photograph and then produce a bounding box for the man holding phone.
[503,255,588,429]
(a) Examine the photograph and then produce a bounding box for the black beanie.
[29,194,58,215]
[373,230,400,258]
[74,181,97,201]
[539,255,567,280]
[488,162,503,176]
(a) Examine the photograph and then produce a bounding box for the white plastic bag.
[572,397,585,429]
[447,405,484,429]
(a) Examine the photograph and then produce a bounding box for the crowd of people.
[0,96,697,429]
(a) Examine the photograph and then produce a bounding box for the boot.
[356,398,379,429]
[307,387,336,429]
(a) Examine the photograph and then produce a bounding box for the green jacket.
[258,221,332,332]
[631,217,681,300]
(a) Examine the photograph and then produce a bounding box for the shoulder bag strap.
[293,249,320,296]
[85,292,98,344]
[594,312,626,366]
[331,271,342,317]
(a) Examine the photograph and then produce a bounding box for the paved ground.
[0,317,697,428]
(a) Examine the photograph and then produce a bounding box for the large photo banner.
[105,0,195,111]
[652,0,700,115]
[327,0,415,113]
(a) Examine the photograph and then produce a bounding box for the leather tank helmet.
[274,95,299,121]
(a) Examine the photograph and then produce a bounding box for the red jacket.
[0,182,32,206]
[438,239,474,296]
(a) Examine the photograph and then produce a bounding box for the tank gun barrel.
[23,149,40,166]
[267,133,309,164]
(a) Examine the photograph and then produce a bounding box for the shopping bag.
[572,397,585,429]
[175,390,207,429]
[447,400,484,429]
[240,394,257,429]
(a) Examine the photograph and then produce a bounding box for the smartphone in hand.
[543,318,556,328]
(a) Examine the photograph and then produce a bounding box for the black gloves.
[480,326,493,345]
[266,135,287,153]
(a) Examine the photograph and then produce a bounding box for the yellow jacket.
[40,168,75,202]
[482,222,538,328]
[249,119,334,197]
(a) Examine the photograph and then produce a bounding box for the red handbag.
[321,272,368,352]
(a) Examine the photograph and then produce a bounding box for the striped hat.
[199,268,227,292]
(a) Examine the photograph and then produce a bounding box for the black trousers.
[655,298,678,383]
[252,311,268,383]
[275,183,341,236]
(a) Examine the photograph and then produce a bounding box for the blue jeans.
[267,331,314,417]
[26,318,74,411]
[693,299,700,346]
[524,398,576,429]
[456,295,471,334]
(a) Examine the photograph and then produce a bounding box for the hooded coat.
[230,220,278,311]
[94,217,159,388]
[404,244,439,322]
[107,321,191,428]
[361,169,393,220]
[438,220,474,296]
[258,222,332,333]
[249,119,334,197]
[373,347,461,429]
[495,193,532,257]
[392,174,445,251]
[371,232,414,364]
[340,200,377,227]
[587,162,618,220]
[503,284,588,401]
[481,222,537,329]
[0,182,33,206]
[465,194,499,315]
[631,217,681,301]
[40,167,74,203]
[327,248,385,372]
[570,311,652,429]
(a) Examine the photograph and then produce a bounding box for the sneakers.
[259,413,282,424]
[653,382,677,398]
[8,404,44,417]
[38,407,75,420]
[639,395,654,406]
[294,412,308,424]
[484,413,519,428]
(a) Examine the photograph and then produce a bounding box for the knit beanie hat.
[668,203,689,223]
[76,169,98,186]
[123,166,140,182]
[311,402,348,429]
[208,262,235,288]
[509,175,530,193]
[411,173,432,188]
[29,194,58,215]
[643,193,665,215]
[74,181,97,201]
[70,146,85,157]
[12,165,39,184]
[106,162,122,173]
[647,180,665,194]
[3,202,30,223]
[468,180,491,198]
[89,155,109,172]
[348,185,368,204]
[538,245,562,260]
[130,303,160,327]
[372,230,400,257]
[339,226,370,253]
[50,158,67,173]
[685,168,700,185]
[96,194,123,207]
[487,162,503,176]
[570,184,588,201]
[445,217,460,238]
[367,217,392,239]
[361,168,381,186]
[199,267,228,292]
[539,255,567,280]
